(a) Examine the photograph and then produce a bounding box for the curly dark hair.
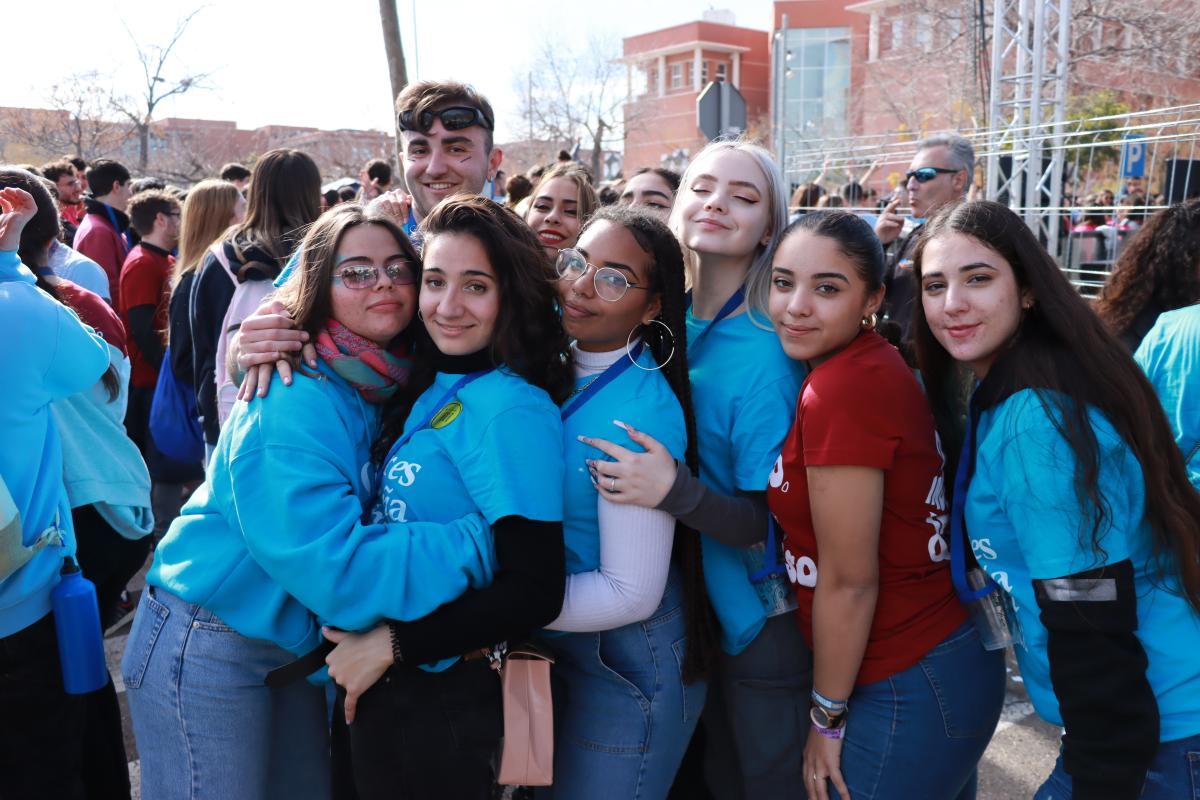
[1094,199,1200,347]
[579,204,719,681]
[373,195,573,460]
[913,201,1200,614]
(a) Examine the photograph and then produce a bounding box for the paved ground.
[108,562,1060,799]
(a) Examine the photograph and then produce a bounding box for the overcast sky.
[7,0,773,143]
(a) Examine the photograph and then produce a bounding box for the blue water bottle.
[50,556,108,694]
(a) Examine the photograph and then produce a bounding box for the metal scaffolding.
[985,0,1072,254]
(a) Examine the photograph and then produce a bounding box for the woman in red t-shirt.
[766,210,1005,800]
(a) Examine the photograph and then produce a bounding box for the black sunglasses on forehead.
[397,105,494,133]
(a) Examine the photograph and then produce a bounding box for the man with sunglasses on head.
[382,81,504,235]
[239,82,504,391]
[876,133,974,344]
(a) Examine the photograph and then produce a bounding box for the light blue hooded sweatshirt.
[0,250,110,637]
[148,359,497,656]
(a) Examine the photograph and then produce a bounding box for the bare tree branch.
[110,7,213,172]
[515,36,638,179]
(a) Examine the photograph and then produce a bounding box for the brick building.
[620,11,771,173]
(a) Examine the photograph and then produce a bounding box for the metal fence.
[781,103,1200,294]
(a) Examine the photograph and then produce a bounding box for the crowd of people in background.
[2,76,1199,800]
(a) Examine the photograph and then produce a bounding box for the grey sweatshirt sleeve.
[655,462,769,547]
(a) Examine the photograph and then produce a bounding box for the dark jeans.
[0,613,130,800]
[334,657,502,800]
[73,504,152,629]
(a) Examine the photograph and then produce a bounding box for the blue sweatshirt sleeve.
[227,440,497,633]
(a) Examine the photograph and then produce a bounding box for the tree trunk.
[138,123,149,172]
[590,120,606,181]
[378,0,408,118]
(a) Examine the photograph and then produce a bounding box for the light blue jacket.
[0,250,110,637]
[51,347,154,540]
[148,360,496,656]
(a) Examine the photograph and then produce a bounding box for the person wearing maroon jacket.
[766,210,1005,800]
[73,159,134,299]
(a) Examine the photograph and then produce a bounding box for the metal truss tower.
[986,0,1071,255]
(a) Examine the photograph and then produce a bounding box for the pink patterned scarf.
[314,320,412,404]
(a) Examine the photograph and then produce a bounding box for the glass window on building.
[670,62,683,89]
[782,27,852,158]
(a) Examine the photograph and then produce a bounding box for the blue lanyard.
[378,370,493,483]
[101,204,133,255]
[949,395,999,602]
[750,515,788,582]
[403,208,418,239]
[687,288,745,353]
[561,342,643,422]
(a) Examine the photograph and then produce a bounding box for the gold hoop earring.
[627,319,675,372]
[861,313,878,331]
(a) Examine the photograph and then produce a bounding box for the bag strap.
[210,242,236,286]
[263,639,334,688]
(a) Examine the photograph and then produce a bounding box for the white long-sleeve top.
[545,343,677,633]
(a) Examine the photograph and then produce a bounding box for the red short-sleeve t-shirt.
[767,330,966,685]
[118,243,173,389]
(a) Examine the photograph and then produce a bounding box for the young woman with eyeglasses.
[583,139,811,799]
[766,210,1004,800]
[122,206,498,800]
[524,162,598,260]
[315,196,572,799]
[532,205,714,797]
[914,201,1200,800]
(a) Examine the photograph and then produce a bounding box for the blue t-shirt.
[374,367,564,670]
[1135,304,1200,490]
[563,348,687,576]
[966,388,1200,741]
[687,307,807,654]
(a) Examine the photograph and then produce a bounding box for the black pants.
[333,657,503,800]
[0,613,130,800]
[73,504,152,629]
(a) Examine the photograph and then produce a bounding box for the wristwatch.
[810,703,847,731]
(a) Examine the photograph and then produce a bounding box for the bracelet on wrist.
[388,624,403,664]
[811,689,848,713]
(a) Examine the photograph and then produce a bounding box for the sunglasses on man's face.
[397,105,494,134]
[906,167,960,183]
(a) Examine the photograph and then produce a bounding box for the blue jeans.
[122,587,330,800]
[1034,732,1200,799]
[536,571,706,799]
[829,621,1007,800]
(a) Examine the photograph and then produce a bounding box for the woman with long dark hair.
[189,148,321,456]
[124,205,497,800]
[319,195,571,799]
[581,139,811,798]
[765,210,1003,800]
[537,205,712,797]
[1095,198,1200,351]
[914,200,1200,799]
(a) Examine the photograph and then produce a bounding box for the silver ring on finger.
[608,476,617,493]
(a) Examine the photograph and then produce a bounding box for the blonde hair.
[525,163,599,228]
[173,179,243,285]
[668,138,788,327]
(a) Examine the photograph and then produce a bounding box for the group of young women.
[116,137,1200,800]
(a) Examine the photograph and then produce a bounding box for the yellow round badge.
[431,401,463,429]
